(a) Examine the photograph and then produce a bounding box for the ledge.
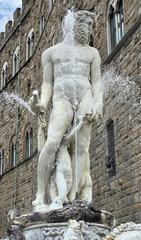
[0,148,37,180]
[104,15,141,65]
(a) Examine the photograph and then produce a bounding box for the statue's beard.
[74,26,90,44]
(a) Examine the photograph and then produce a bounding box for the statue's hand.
[29,90,46,115]
[35,102,46,114]
[29,96,38,115]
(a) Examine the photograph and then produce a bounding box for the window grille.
[26,28,35,60]
[13,46,20,75]
[25,128,33,159]
[1,62,8,89]
[40,16,45,35]
[106,119,116,176]
[0,149,4,175]
[108,0,125,52]
[11,142,16,168]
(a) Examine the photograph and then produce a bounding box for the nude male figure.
[32,11,103,211]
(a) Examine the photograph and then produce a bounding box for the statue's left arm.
[90,49,103,117]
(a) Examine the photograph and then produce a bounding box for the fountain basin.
[24,222,110,240]
[7,201,114,239]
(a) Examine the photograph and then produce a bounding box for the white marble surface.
[30,10,103,213]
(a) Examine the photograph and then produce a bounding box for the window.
[107,0,124,53]
[106,119,116,176]
[49,0,55,11]
[13,46,20,75]
[109,5,116,50]
[0,148,4,175]
[117,0,124,40]
[25,128,33,159]
[26,28,35,60]
[1,62,8,90]
[40,16,45,35]
[11,141,16,168]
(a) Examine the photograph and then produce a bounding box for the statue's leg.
[37,123,46,153]
[79,151,93,202]
[68,123,92,202]
[50,175,58,202]
[56,144,72,202]
[33,100,73,206]
[68,98,92,202]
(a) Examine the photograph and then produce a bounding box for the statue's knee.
[45,139,60,155]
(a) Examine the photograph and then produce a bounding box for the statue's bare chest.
[51,46,94,64]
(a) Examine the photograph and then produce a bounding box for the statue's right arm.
[40,49,53,111]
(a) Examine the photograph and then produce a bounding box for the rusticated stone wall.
[0,0,141,237]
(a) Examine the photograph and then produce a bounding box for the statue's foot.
[68,191,76,202]
[48,199,63,212]
[64,197,69,204]
[80,189,92,203]
[33,203,49,213]
[32,195,44,207]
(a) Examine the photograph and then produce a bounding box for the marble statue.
[30,10,103,212]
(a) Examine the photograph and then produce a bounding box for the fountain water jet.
[0,91,35,115]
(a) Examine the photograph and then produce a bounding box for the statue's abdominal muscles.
[54,60,92,102]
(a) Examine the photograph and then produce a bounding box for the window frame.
[25,127,33,159]
[106,118,116,177]
[1,62,8,90]
[107,0,125,53]
[13,46,20,76]
[10,137,17,169]
[49,0,55,11]
[40,15,45,35]
[0,148,4,176]
[26,28,35,61]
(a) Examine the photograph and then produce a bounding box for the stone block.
[0,32,5,42]
[5,20,13,35]
[13,8,21,23]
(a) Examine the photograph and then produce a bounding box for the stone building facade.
[0,0,141,237]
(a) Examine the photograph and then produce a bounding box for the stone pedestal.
[7,201,114,240]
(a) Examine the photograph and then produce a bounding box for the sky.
[0,0,22,32]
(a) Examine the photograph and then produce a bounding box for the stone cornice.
[0,148,38,180]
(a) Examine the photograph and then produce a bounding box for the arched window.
[107,0,125,53]
[13,46,20,75]
[25,128,33,159]
[1,62,8,90]
[40,16,45,35]
[0,148,4,175]
[26,28,35,60]
[117,0,124,40]
[11,139,16,168]
[49,0,54,11]
[106,119,116,176]
[109,5,116,50]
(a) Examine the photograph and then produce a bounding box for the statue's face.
[74,16,93,44]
